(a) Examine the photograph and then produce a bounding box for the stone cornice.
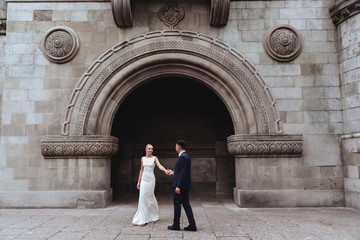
[227,134,303,157]
[41,135,118,158]
[329,0,360,26]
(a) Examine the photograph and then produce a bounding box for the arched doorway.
[111,77,234,199]
[42,31,299,208]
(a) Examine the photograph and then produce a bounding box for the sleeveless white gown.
[132,156,159,225]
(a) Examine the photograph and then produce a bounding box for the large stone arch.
[41,30,303,208]
[62,30,282,137]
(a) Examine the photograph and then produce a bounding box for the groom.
[167,140,197,231]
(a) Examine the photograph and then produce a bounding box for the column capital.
[227,134,303,157]
[329,0,360,26]
[41,135,118,158]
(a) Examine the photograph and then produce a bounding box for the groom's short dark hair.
[176,140,186,150]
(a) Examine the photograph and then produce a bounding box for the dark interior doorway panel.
[111,77,234,199]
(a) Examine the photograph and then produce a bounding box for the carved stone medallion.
[263,25,302,62]
[158,1,185,29]
[41,26,79,64]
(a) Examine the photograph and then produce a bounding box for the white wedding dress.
[132,156,159,225]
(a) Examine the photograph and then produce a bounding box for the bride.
[132,144,171,226]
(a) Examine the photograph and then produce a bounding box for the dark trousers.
[173,188,196,227]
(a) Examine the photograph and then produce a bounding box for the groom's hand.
[175,187,180,194]
[165,169,173,175]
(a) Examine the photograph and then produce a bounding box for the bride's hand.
[136,183,140,189]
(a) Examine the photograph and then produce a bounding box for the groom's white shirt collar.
[178,150,185,157]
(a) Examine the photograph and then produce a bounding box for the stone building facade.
[0,0,359,209]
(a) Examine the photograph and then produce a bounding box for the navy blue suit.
[173,151,196,227]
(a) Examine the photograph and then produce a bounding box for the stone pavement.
[0,194,359,240]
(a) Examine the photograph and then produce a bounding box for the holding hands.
[165,169,173,175]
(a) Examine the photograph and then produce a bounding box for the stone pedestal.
[37,135,118,208]
[227,134,344,207]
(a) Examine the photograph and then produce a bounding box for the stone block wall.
[1,2,117,200]
[226,1,343,206]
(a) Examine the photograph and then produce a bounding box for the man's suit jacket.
[174,152,191,189]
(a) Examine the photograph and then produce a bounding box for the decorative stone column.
[227,134,313,207]
[40,135,118,208]
[330,0,360,210]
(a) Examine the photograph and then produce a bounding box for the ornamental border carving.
[111,0,132,28]
[41,26,80,64]
[227,134,303,157]
[210,0,230,27]
[41,135,119,158]
[62,30,281,136]
[263,25,303,62]
[329,0,360,26]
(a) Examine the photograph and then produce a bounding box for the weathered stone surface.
[34,10,52,21]
[0,0,357,209]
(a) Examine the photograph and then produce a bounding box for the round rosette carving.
[264,25,302,62]
[41,26,80,64]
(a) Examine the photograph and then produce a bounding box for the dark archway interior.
[111,77,234,200]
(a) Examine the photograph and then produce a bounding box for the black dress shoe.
[168,225,180,230]
[184,225,197,231]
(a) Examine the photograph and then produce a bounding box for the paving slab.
[0,195,359,240]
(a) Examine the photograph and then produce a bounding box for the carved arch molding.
[111,0,230,27]
[41,30,302,158]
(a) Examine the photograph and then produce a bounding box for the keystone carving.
[41,135,118,158]
[158,1,185,29]
[329,0,360,26]
[0,18,6,35]
[41,26,79,64]
[263,25,302,62]
[227,134,303,157]
[111,0,132,28]
[210,0,230,26]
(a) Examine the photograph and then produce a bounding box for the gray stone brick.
[71,11,88,22]
[34,10,52,21]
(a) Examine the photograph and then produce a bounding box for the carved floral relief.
[263,25,303,62]
[228,134,303,157]
[158,1,185,29]
[41,26,79,64]
[41,136,118,158]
